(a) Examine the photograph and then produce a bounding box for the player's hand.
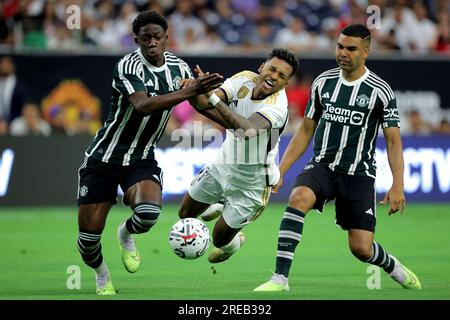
[192,73,223,95]
[194,64,206,77]
[194,65,218,97]
[272,176,284,193]
[180,78,196,89]
[380,184,406,215]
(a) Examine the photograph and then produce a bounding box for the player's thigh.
[125,180,162,207]
[178,192,211,218]
[121,159,163,206]
[187,165,224,205]
[335,175,376,232]
[292,161,335,213]
[222,186,271,229]
[348,228,374,259]
[77,156,119,206]
[78,202,112,232]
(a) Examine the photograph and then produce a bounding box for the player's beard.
[337,58,351,69]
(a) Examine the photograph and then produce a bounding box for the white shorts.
[188,164,271,229]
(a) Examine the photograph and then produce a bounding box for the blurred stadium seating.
[1,0,449,55]
[1,0,449,136]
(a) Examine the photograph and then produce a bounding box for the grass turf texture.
[0,203,449,300]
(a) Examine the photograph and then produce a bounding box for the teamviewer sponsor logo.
[350,111,365,125]
[323,104,365,125]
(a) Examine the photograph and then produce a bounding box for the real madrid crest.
[237,86,249,99]
[356,94,370,107]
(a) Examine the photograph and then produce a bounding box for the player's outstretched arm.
[381,126,406,215]
[194,103,229,129]
[191,91,269,136]
[281,118,317,176]
[213,100,271,138]
[186,89,230,128]
[272,118,316,193]
[180,65,230,128]
[193,66,270,136]
[190,64,271,134]
[128,73,223,114]
[188,65,246,129]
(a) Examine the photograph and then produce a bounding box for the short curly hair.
[132,10,168,36]
[267,48,299,77]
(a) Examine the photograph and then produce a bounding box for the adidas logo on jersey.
[321,92,330,99]
[145,79,154,86]
[365,208,374,216]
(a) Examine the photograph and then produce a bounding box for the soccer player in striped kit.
[254,24,422,292]
[76,10,222,295]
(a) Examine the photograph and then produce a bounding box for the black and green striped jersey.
[305,67,400,178]
[85,48,193,166]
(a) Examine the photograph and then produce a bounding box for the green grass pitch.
[0,203,449,300]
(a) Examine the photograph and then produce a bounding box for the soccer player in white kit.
[178,48,299,263]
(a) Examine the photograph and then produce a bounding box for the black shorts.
[77,156,163,206]
[294,161,376,232]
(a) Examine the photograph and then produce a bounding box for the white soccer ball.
[168,218,211,260]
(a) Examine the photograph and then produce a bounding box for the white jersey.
[212,70,289,187]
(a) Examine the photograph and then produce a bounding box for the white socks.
[94,261,108,275]
[118,222,136,252]
[390,258,407,283]
[271,273,289,285]
[94,261,110,288]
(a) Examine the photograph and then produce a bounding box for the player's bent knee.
[129,202,161,233]
[178,206,188,219]
[178,201,194,219]
[178,194,211,219]
[349,243,372,261]
[288,187,315,212]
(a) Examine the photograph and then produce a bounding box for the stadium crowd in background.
[0,0,449,137]
[1,0,449,55]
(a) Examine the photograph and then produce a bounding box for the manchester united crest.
[173,76,182,90]
[356,94,370,107]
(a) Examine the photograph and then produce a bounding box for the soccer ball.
[168,218,211,260]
